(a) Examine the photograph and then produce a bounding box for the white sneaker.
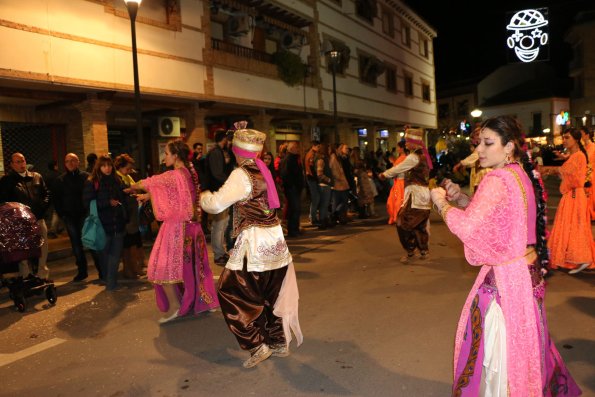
[568,263,590,275]
[158,310,179,324]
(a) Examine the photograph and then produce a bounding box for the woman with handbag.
[114,154,145,279]
[127,140,219,324]
[83,155,128,291]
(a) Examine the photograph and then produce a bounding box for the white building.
[0,0,436,173]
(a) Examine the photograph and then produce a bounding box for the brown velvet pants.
[396,199,430,254]
[217,262,287,351]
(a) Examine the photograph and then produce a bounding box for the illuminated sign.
[556,111,569,126]
[379,129,389,138]
[358,128,367,137]
[506,8,549,63]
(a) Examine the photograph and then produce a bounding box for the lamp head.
[124,0,142,4]
[470,109,482,118]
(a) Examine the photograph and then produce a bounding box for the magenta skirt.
[453,266,581,396]
[154,221,219,315]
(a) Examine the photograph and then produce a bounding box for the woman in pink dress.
[431,116,581,396]
[129,140,219,323]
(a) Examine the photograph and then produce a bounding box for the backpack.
[82,200,106,251]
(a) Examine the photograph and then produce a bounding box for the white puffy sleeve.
[200,168,252,214]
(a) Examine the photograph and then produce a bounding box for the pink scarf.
[232,146,280,209]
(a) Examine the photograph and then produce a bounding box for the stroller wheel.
[45,285,57,305]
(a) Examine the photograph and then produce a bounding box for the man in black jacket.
[206,130,231,264]
[53,153,101,281]
[280,142,304,238]
[0,152,50,278]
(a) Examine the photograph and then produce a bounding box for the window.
[572,74,584,98]
[325,40,351,75]
[404,72,413,97]
[420,38,429,58]
[356,0,377,24]
[359,54,384,86]
[401,23,411,47]
[438,103,450,119]
[385,66,397,92]
[381,8,394,37]
[457,100,469,117]
[421,80,431,102]
[110,0,182,31]
[532,112,542,135]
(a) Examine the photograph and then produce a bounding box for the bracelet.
[440,203,453,219]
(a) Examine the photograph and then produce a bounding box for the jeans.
[100,231,125,290]
[211,210,229,258]
[63,215,100,277]
[285,186,302,235]
[332,190,349,220]
[306,178,321,224]
[318,185,332,223]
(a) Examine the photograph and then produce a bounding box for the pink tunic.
[445,164,541,396]
[143,168,194,283]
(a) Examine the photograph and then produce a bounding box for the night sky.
[406,0,595,88]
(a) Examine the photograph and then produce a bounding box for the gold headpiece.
[233,129,266,152]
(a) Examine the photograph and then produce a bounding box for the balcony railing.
[211,38,274,64]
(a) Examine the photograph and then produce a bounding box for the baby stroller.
[0,202,57,312]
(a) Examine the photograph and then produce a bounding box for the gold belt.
[489,247,536,267]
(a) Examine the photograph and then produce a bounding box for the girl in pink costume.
[431,116,581,396]
[129,140,219,323]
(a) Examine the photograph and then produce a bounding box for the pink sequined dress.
[443,164,581,397]
[143,167,219,315]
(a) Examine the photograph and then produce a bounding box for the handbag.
[82,200,106,250]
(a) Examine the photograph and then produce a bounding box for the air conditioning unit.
[226,15,250,36]
[280,32,304,49]
[158,117,181,137]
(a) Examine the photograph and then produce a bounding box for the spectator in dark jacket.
[54,153,101,281]
[0,152,50,278]
[83,155,128,290]
[280,142,304,237]
[205,130,231,264]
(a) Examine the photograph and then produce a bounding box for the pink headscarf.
[232,146,280,209]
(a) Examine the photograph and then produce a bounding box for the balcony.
[212,38,274,64]
[210,38,278,78]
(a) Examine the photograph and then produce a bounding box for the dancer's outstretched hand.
[441,179,461,201]
[430,187,448,211]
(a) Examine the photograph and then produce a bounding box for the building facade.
[566,10,595,130]
[0,0,436,174]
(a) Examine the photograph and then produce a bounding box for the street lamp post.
[124,0,145,176]
[328,50,340,144]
